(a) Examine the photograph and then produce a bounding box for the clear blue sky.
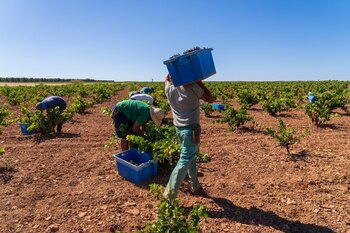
[0,0,349,81]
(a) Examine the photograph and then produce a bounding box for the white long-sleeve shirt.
[130,93,154,104]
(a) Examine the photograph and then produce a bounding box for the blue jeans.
[114,111,132,139]
[164,125,201,199]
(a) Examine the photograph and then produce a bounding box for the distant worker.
[111,100,164,151]
[35,96,67,133]
[163,74,215,199]
[129,91,154,105]
[140,87,154,94]
[307,91,316,103]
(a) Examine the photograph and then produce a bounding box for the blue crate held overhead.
[113,148,158,185]
[20,123,36,135]
[163,48,216,87]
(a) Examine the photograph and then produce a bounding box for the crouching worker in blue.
[111,100,165,151]
[163,74,215,199]
[140,87,154,94]
[35,96,67,133]
[307,91,316,103]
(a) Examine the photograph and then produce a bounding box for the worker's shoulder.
[179,83,201,94]
[129,99,150,108]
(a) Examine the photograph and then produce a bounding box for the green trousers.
[164,125,201,199]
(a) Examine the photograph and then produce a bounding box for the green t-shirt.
[115,100,150,125]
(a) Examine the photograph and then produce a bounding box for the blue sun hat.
[140,87,153,94]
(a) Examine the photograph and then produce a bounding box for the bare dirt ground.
[0,88,349,233]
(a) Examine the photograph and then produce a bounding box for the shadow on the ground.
[337,112,350,116]
[57,132,81,138]
[138,162,209,192]
[249,107,264,112]
[35,132,81,143]
[186,192,335,233]
[75,111,93,115]
[314,123,349,131]
[275,113,300,119]
[317,124,340,130]
[237,126,267,135]
[0,165,17,183]
[137,163,174,190]
[289,150,310,161]
[205,115,222,119]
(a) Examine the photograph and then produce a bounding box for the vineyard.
[0,81,349,232]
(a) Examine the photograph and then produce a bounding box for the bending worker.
[35,96,67,133]
[163,74,215,199]
[111,99,164,151]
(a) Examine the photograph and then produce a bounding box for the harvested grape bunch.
[169,53,180,59]
[183,46,201,54]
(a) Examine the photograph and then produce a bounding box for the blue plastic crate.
[20,123,36,135]
[163,48,216,87]
[213,103,225,111]
[113,148,158,184]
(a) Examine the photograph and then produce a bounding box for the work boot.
[193,186,206,196]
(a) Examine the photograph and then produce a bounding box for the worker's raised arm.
[165,74,172,87]
[196,80,216,103]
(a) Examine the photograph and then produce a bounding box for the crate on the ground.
[163,48,216,87]
[113,148,158,184]
[213,103,225,111]
[20,123,36,135]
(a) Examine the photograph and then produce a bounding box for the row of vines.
[0,83,125,153]
[132,80,349,157]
